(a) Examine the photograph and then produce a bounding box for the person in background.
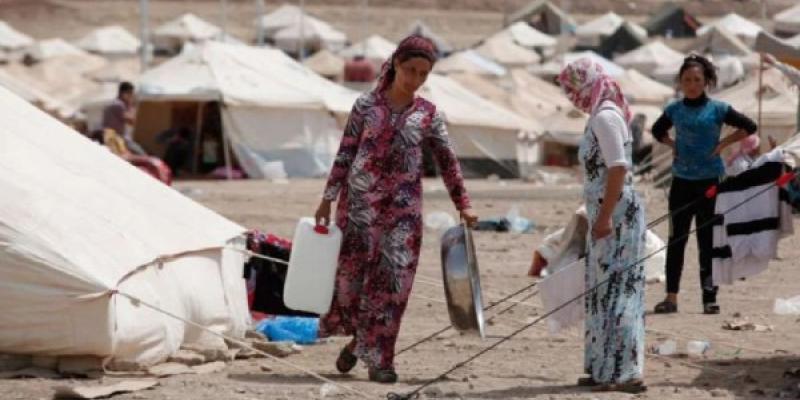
[651,55,758,315]
[314,35,477,384]
[102,81,146,155]
[558,58,647,394]
[163,127,193,177]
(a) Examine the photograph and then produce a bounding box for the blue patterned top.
[662,97,731,180]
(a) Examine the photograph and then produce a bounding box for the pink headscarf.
[374,35,438,94]
[556,58,632,123]
[726,135,761,165]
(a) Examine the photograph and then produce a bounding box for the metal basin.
[440,222,485,338]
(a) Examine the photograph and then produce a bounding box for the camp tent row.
[0,83,249,367]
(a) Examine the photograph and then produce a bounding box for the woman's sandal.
[368,368,398,384]
[576,376,598,386]
[654,300,678,314]
[335,347,358,374]
[703,302,721,315]
[592,380,647,394]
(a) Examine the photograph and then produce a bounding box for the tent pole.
[138,0,150,71]
[222,113,233,180]
[256,0,266,45]
[757,56,763,139]
[193,103,204,173]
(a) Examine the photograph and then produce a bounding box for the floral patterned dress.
[579,106,646,384]
[319,91,470,369]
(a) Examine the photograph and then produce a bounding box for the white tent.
[273,16,347,54]
[697,13,762,46]
[576,12,646,48]
[475,34,541,67]
[716,68,799,143]
[435,49,507,77]
[303,49,345,80]
[532,51,624,79]
[77,25,141,56]
[0,67,64,115]
[0,83,249,367]
[153,13,222,54]
[26,38,88,62]
[136,42,359,178]
[408,20,453,55]
[787,33,800,47]
[502,21,557,49]
[255,4,304,40]
[687,26,752,57]
[0,21,33,51]
[338,34,395,64]
[614,40,684,74]
[420,74,532,177]
[616,68,674,106]
[776,4,800,37]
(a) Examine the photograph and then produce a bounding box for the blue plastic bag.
[255,316,319,345]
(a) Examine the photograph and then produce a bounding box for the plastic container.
[686,340,710,356]
[256,316,319,345]
[283,218,342,314]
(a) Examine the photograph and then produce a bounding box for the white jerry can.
[283,217,343,314]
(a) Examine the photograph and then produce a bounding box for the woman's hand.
[592,214,613,240]
[460,208,479,228]
[662,136,676,151]
[315,199,333,226]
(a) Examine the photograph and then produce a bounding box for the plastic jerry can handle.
[314,225,329,235]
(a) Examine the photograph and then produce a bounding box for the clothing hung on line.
[243,230,317,317]
[712,149,794,285]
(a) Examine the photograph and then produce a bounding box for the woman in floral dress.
[557,58,647,393]
[314,35,478,383]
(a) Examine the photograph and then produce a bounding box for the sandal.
[576,376,598,386]
[703,303,721,315]
[592,380,647,394]
[335,346,358,374]
[368,368,398,384]
[654,300,678,314]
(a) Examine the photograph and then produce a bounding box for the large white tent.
[435,49,507,77]
[77,25,141,57]
[255,4,304,40]
[716,68,799,143]
[616,68,674,106]
[136,42,358,178]
[475,34,541,67]
[338,34,395,65]
[775,4,800,37]
[613,40,684,74]
[0,83,249,367]
[273,16,347,54]
[576,12,646,48]
[26,38,88,62]
[489,22,557,56]
[0,21,33,51]
[697,12,763,47]
[419,74,532,177]
[153,13,222,54]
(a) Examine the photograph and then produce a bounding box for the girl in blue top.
[651,54,757,315]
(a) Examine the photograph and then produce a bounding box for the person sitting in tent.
[163,127,193,178]
[102,81,147,156]
[314,35,478,384]
[94,127,172,185]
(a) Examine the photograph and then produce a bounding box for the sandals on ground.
[576,376,598,386]
[592,380,647,394]
[368,368,398,383]
[335,346,358,374]
[703,302,721,315]
[654,300,678,314]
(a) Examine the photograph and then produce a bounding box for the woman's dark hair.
[677,54,717,88]
[384,50,436,87]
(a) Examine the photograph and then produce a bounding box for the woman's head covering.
[556,57,631,123]
[375,35,437,93]
[727,134,761,165]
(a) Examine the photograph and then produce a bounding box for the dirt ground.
[1,178,798,399]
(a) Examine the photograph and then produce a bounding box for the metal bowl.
[440,222,485,338]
